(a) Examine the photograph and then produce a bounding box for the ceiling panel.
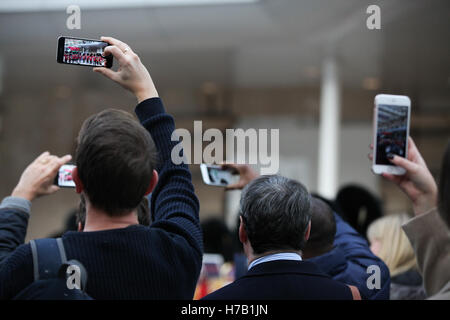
[0,0,449,90]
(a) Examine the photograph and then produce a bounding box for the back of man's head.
[302,197,336,259]
[239,175,311,255]
[76,109,157,216]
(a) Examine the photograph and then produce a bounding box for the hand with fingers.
[12,152,72,201]
[221,163,259,191]
[369,137,438,216]
[93,36,158,103]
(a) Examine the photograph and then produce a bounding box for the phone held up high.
[200,164,235,187]
[54,164,76,188]
[372,94,411,176]
[56,36,113,68]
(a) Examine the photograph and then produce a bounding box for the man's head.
[238,175,312,257]
[73,109,158,216]
[302,197,337,259]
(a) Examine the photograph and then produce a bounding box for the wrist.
[11,186,35,202]
[412,194,437,217]
[246,170,259,182]
[135,87,158,103]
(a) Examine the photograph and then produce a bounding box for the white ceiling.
[0,0,449,93]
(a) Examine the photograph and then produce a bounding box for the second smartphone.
[56,36,113,68]
[372,94,411,175]
[200,164,235,187]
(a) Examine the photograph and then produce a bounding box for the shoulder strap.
[29,238,67,281]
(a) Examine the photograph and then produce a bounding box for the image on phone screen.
[207,167,231,186]
[56,164,76,188]
[58,37,111,67]
[375,104,409,165]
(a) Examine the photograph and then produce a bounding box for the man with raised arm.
[0,37,202,299]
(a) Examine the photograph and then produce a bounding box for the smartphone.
[372,94,411,175]
[56,36,113,68]
[200,164,234,187]
[202,253,224,278]
[54,164,76,188]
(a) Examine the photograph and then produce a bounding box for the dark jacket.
[308,213,391,300]
[390,269,426,300]
[202,260,354,300]
[0,98,203,299]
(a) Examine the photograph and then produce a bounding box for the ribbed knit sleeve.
[0,240,33,299]
[135,97,203,256]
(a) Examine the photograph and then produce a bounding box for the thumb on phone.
[44,184,60,196]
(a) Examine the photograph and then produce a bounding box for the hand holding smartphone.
[200,164,235,187]
[372,94,411,175]
[57,36,113,68]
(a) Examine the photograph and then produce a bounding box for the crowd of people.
[63,51,106,67]
[0,36,448,300]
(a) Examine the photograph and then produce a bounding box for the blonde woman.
[367,214,426,300]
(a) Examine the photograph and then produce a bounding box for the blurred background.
[0,0,449,240]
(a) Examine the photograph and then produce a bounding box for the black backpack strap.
[29,238,67,281]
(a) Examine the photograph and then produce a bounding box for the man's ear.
[144,170,158,196]
[238,216,248,244]
[72,167,84,194]
[304,220,311,242]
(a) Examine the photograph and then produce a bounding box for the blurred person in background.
[439,141,450,229]
[303,197,391,300]
[201,218,234,262]
[195,218,235,299]
[335,185,383,240]
[367,213,426,300]
[49,208,79,238]
[370,137,450,300]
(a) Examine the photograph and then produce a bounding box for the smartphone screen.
[57,36,113,68]
[375,104,409,165]
[206,166,232,186]
[55,164,76,188]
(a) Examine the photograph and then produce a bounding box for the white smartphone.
[200,164,234,187]
[372,94,411,175]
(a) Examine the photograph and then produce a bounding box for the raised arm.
[0,152,71,299]
[94,37,203,257]
[0,152,71,264]
[370,137,450,298]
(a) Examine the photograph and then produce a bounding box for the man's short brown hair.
[76,109,157,216]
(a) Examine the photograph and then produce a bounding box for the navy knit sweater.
[0,98,203,299]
